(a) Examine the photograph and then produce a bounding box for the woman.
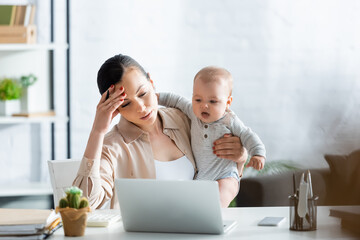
[73,54,247,209]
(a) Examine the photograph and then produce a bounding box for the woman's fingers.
[106,85,124,102]
[213,142,236,151]
[105,93,125,110]
[213,137,241,153]
[213,134,247,163]
[217,135,240,147]
[111,109,120,120]
[93,85,125,134]
[97,85,114,112]
[106,97,124,115]
[104,92,123,107]
[99,85,112,104]
[106,88,126,120]
[100,85,123,104]
[93,85,126,133]
[102,86,125,109]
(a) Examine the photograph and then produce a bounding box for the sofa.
[235,149,360,207]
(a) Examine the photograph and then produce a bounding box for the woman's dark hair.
[97,54,148,94]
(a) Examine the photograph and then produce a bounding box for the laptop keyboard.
[87,210,122,227]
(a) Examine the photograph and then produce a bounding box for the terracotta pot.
[56,207,91,236]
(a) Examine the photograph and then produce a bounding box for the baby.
[158,66,266,207]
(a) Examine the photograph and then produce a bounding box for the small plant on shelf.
[0,78,23,115]
[0,78,22,101]
[20,73,37,87]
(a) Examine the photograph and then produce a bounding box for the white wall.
[71,0,360,168]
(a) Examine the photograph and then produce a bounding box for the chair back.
[47,159,81,208]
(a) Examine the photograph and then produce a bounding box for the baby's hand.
[246,156,265,170]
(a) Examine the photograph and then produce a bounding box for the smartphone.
[258,217,285,226]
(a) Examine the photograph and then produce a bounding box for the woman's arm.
[84,85,125,159]
[73,85,126,209]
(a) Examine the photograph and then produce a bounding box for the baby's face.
[192,77,231,123]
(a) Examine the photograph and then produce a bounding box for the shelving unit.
[0,182,53,197]
[0,43,68,51]
[0,1,70,209]
[0,43,69,208]
[0,115,68,124]
[0,41,69,159]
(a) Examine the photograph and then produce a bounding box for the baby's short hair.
[194,66,233,94]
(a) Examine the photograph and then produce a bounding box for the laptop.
[114,179,237,234]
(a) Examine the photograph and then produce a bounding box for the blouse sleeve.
[72,147,115,209]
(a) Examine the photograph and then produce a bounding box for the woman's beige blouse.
[73,108,196,209]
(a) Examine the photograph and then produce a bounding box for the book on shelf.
[0,5,16,25]
[0,208,61,239]
[14,5,26,26]
[0,4,35,26]
[25,5,36,26]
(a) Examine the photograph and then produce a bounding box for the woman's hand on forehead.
[92,85,126,134]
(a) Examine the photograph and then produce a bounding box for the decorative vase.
[19,85,51,113]
[20,87,30,113]
[56,206,91,236]
[0,99,20,116]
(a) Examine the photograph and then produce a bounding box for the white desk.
[52,206,359,239]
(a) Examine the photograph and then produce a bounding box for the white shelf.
[0,182,53,197]
[0,115,68,124]
[0,0,31,5]
[0,43,68,51]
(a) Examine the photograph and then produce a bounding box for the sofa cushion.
[349,150,360,203]
[236,169,328,207]
[324,149,360,204]
[324,154,348,183]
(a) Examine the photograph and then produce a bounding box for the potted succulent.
[0,78,22,116]
[56,186,91,236]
